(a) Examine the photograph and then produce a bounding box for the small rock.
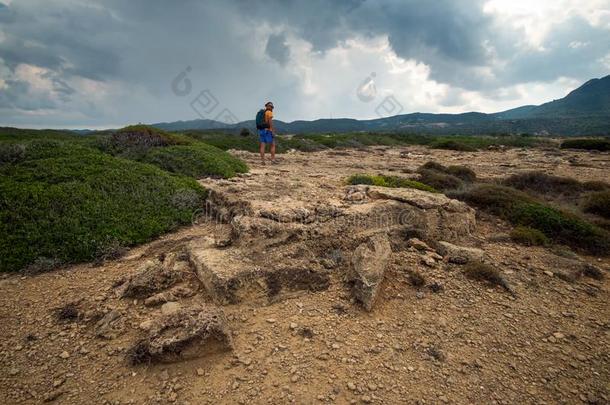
[196,368,204,376]
[159,370,170,381]
[544,271,554,277]
[408,238,430,251]
[59,351,70,359]
[362,395,372,403]
[347,382,356,391]
[266,318,277,324]
[232,381,240,390]
[43,390,64,402]
[8,368,19,376]
[139,320,154,331]
[289,322,298,330]
[553,332,565,339]
[161,302,182,316]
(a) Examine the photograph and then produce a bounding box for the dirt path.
[1,146,608,404]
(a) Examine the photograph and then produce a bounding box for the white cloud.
[484,0,610,49]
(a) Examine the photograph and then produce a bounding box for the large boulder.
[126,305,232,364]
[349,233,392,311]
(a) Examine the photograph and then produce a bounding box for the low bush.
[417,169,463,191]
[429,139,477,152]
[560,138,610,151]
[418,161,476,183]
[510,203,609,254]
[98,125,193,159]
[504,171,607,196]
[510,226,549,246]
[583,190,610,219]
[0,140,206,272]
[456,184,610,255]
[141,143,248,179]
[463,261,512,293]
[347,174,437,193]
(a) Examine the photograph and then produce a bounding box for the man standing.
[256,101,275,165]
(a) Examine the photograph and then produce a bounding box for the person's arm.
[267,111,274,132]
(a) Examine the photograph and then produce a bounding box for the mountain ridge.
[151,74,608,136]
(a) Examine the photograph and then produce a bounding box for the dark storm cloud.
[242,0,496,86]
[265,32,290,66]
[0,0,608,127]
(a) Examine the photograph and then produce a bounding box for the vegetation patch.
[99,125,193,159]
[510,226,549,246]
[347,174,437,193]
[429,139,478,152]
[0,140,206,272]
[463,261,512,293]
[418,161,476,183]
[456,184,610,255]
[141,143,248,179]
[583,190,610,219]
[504,171,607,196]
[417,169,463,191]
[560,138,610,151]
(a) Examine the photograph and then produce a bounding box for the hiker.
[256,101,275,164]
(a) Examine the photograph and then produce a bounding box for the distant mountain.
[151,75,610,136]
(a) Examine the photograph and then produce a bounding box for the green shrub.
[446,166,475,182]
[0,140,206,272]
[419,161,446,172]
[98,125,193,159]
[509,203,607,253]
[454,184,532,217]
[418,161,476,183]
[457,184,609,255]
[583,190,610,219]
[504,171,607,196]
[141,143,248,179]
[560,138,610,151]
[417,169,463,191]
[429,139,477,152]
[510,226,549,246]
[347,174,437,193]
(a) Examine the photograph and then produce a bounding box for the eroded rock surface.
[126,305,232,364]
[349,233,392,311]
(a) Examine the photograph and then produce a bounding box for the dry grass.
[463,261,513,294]
[407,270,426,288]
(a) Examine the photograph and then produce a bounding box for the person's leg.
[270,141,276,161]
[259,142,266,163]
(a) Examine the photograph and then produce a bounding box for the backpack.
[255,109,269,130]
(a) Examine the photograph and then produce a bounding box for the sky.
[0,0,609,129]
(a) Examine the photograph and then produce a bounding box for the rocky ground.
[1,145,609,404]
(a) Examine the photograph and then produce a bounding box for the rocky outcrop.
[349,234,392,311]
[126,305,232,364]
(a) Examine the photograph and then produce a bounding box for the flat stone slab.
[186,240,330,305]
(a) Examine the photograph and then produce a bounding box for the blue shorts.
[258,129,274,144]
